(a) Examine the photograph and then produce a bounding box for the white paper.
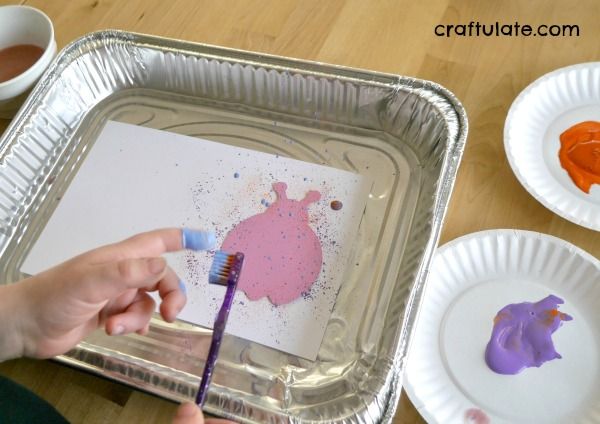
[21,121,370,360]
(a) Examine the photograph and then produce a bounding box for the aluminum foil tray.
[0,31,467,423]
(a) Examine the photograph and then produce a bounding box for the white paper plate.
[504,62,600,231]
[404,230,600,424]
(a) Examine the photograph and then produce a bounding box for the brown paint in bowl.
[0,44,45,83]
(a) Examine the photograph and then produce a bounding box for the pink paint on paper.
[221,182,322,305]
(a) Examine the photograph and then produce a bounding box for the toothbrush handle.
[195,279,237,406]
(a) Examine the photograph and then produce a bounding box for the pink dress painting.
[221,182,323,305]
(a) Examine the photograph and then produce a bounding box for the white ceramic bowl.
[0,5,56,118]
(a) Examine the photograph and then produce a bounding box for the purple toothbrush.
[195,250,244,406]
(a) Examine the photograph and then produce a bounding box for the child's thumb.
[173,402,204,424]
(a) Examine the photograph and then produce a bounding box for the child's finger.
[105,292,156,335]
[173,402,205,424]
[110,264,185,322]
[136,322,150,336]
[83,228,215,262]
[156,267,187,322]
[80,257,167,302]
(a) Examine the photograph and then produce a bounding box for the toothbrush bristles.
[208,250,244,286]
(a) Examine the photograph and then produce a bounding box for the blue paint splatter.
[234,172,240,178]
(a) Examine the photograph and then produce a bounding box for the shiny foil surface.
[0,31,467,423]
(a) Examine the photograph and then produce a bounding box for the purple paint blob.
[485,295,572,375]
[221,182,322,305]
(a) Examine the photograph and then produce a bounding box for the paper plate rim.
[504,62,600,231]
[404,228,600,424]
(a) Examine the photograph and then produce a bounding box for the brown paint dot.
[330,200,343,210]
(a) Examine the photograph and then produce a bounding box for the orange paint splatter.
[543,308,570,326]
[559,121,600,193]
[493,312,509,325]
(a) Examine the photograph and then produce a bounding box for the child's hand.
[2,228,214,360]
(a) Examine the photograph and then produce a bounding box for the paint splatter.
[464,408,490,424]
[221,182,322,305]
[234,172,240,178]
[485,295,572,375]
[330,200,343,210]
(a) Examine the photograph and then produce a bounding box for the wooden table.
[1,1,598,422]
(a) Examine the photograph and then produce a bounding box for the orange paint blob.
[559,121,600,193]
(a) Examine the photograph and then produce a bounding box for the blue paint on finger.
[182,228,216,251]
[179,279,187,296]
